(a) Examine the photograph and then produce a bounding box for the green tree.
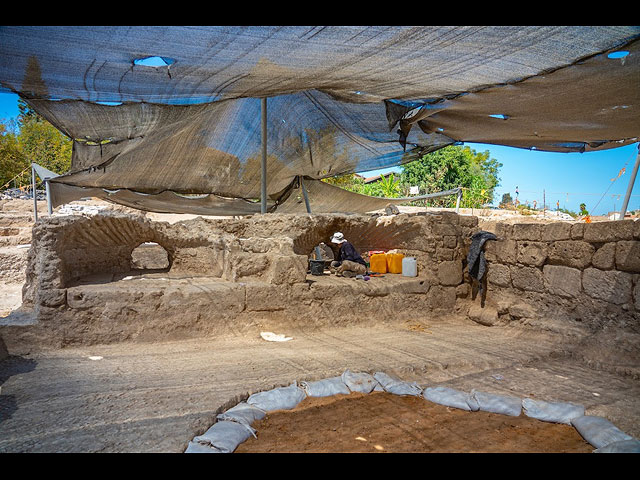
[500,192,513,208]
[16,99,72,176]
[399,145,502,208]
[0,120,30,188]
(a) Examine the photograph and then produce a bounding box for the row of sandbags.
[185,369,639,453]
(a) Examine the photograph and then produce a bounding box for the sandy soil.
[1,199,638,453]
[235,391,593,453]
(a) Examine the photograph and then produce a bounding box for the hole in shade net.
[489,114,509,120]
[607,51,629,59]
[134,56,176,67]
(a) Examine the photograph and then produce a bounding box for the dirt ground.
[235,391,593,453]
[1,199,638,453]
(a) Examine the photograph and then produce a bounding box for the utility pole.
[619,144,640,220]
[260,97,268,214]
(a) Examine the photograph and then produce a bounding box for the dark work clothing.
[336,241,366,266]
[467,231,497,300]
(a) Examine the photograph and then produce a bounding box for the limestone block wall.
[479,220,640,331]
[3,211,480,348]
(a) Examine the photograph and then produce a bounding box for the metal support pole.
[45,179,52,215]
[619,145,640,220]
[31,164,38,222]
[300,176,312,214]
[260,97,268,214]
[455,187,462,214]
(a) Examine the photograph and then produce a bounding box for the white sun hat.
[331,232,346,244]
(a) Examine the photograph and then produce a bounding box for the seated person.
[329,232,367,277]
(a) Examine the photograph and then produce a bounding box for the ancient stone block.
[485,239,517,264]
[443,235,457,248]
[467,304,499,326]
[435,247,454,261]
[548,240,594,269]
[583,220,635,243]
[508,302,539,320]
[543,265,582,298]
[433,223,459,236]
[426,285,457,311]
[268,255,308,285]
[487,263,511,287]
[634,280,640,310]
[455,283,469,298]
[437,260,462,286]
[582,268,633,305]
[494,222,512,239]
[516,241,547,267]
[615,241,640,273]
[38,288,67,307]
[591,243,616,270]
[227,253,269,281]
[570,223,584,240]
[512,224,542,241]
[244,283,290,311]
[131,243,170,270]
[459,216,478,227]
[510,265,544,292]
[542,222,572,242]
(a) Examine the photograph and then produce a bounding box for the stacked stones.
[482,220,640,327]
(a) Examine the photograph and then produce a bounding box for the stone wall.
[470,220,640,333]
[2,211,478,349]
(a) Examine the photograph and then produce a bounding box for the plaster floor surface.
[1,317,638,453]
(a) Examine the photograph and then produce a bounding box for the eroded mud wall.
[4,211,477,348]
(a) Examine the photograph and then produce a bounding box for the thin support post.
[45,179,52,215]
[31,164,38,222]
[455,187,462,214]
[260,97,268,214]
[619,145,640,220]
[300,176,312,214]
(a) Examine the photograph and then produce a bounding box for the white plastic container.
[402,257,417,277]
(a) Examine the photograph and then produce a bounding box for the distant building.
[363,173,398,184]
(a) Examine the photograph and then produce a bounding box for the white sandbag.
[217,401,266,427]
[422,386,479,411]
[471,390,522,417]
[571,415,635,449]
[522,398,584,425]
[185,441,223,453]
[594,439,640,453]
[341,369,379,394]
[373,372,423,396]
[300,376,351,397]
[247,382,307,412]
[191,420,255,453]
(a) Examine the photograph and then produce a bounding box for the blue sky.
[362,142,639,215]
[2,92,638,215]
